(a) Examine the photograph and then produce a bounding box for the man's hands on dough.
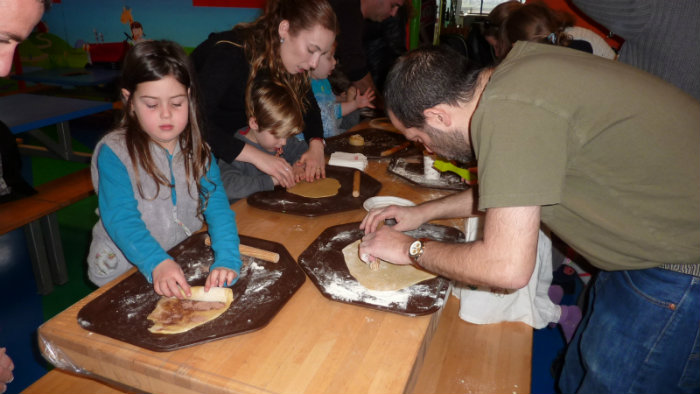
[360,225,414,265]
[153,259,191,299]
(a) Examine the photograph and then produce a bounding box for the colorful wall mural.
[17,0,263,72]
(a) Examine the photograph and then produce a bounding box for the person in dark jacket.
[191,0,337,187]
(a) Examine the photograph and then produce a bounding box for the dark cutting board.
[297,222,464,316]
[325,128,418,158]
[388,156,472,191]
[77,232,305,352]
[246,165,381,216]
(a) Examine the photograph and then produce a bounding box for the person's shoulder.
[97,129,126,149]
[191,29,244,62]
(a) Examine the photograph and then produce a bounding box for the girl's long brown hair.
[119,40,212,217]
[234,0,337,112]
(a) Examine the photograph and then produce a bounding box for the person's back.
[572,0,700,101]
[472,42,699,273]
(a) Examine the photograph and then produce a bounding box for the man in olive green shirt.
[360,42,699,393]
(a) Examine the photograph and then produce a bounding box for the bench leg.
[42,213,69,285]
[24,220,54,295]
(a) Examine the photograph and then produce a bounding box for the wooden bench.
[22,369,135,394]
[0,168,94,294]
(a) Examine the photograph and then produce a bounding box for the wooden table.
[0,168,94,294]
[37,154,532,393]
[0,93,113,162]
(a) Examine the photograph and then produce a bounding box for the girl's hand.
[355,88,376,109]
[299,139,326,182]
[152,259,191,299]
[205,267,238,291]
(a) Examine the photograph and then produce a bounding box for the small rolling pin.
[205,235,279,263]
[352,170,361,197]
[380,141,411,157]
[240,245,280,263]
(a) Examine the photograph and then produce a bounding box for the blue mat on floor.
[531,277,584,394]
[0,230,49,393]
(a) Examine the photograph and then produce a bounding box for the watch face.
[409,240,422,256]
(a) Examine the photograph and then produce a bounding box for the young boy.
[218,73,307,202]
[310,45,376,138]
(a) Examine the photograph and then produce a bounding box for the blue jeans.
[559,268,700,394]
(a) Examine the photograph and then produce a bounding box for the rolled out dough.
[342,240,436,291]
[147,286,233,334]
[287,177,341,198]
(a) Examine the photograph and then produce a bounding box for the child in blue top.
[309,44,376,138]
[88,40,242,298]
[218,72,308,202]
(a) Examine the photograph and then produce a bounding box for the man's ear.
[423,105,452,129]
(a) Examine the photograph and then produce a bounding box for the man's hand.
[360,204,426,234]
[359,225,414,265]
[152,259,191,299]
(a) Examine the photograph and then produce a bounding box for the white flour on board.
[319,270,443,309]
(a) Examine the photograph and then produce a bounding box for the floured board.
[77,232,305,351]
[247,165,381,216]
[297,222,464,316]
[324,128,418,159]
[388,156,472,191]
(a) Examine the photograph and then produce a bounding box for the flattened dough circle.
[147,286,233,334]
[342,240,436,291]
[287,177,341,198]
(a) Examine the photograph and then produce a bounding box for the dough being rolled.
[147,286,233,334]
[287,177,341,198]
[342,240,436,291]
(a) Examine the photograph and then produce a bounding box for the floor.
[0,111,582,394]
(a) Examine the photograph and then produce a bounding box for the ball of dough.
[349,134,365,146]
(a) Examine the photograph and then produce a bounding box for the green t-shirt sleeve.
[472,98,570,211]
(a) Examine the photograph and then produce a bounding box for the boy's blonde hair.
[246,72,304,138]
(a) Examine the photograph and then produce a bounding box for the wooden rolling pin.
[204,235,279,263]
[380,141,411,157]
[352,170,361,197]
[240,245,280,263]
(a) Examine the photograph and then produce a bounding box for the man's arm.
[360,205,540,290]
[361,188,477,234]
